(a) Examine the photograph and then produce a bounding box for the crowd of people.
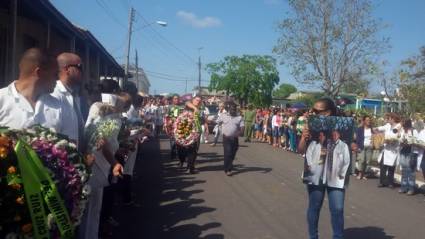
[1,47,424,239]
[237,99,425,239]
[0,48,170,238]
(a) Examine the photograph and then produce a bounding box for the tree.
[273,0,389,99]
[295,92,324,107]
[340,71,370,96]
[207,55,280,107]
[398,46,425,113]
[273,83,297,98]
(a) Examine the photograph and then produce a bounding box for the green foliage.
[207,55,280,107]
[399,46,425,114]
[273,83,297,98]
[295,93,324,108]
[273,0,389,99]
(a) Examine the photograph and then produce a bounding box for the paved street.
[113,136,425,239]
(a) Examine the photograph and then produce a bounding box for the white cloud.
[176,10,222,28]
[264,0,282,5]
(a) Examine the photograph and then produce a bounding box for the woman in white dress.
[374,112,402,188]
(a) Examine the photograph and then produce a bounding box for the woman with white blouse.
[374,112,402,188]
[304,130,351,239]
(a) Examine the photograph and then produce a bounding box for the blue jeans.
[400,166,416,192]
[307,185,345,239]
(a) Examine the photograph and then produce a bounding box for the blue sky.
[51,0,425,95]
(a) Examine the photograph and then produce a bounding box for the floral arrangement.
[173,111,200,147]
[163,115,174,137]
[0,125,90,239]
[85,118,121,149]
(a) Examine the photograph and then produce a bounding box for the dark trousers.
[101,184,115,222]
[121,174,132,203]
[170,138,177,159]
[379,160,395,186]
[177,142,199,170]
[223,135,239,172]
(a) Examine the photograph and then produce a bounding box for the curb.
[370,166,425,188]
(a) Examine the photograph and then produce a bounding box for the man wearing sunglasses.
[52,52,89,154]
[0,48,73,135]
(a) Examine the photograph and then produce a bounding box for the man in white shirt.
[51,52,87,151]
[0,48,73,136]
[217,101,244,176]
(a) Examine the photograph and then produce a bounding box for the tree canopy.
[273,83,297,98]
[273,0,389,99]
[207,55,280,107]
[399,46,425,113]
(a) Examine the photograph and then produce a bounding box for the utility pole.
[198,47,203,95]
[123,7,135,88]
[185,79,188,94]
[135,49,139,91]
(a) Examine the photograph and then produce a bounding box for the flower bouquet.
[163,115,174,137]
[0,125,90,239]
[173,111,200,147]
[384,136,400,146]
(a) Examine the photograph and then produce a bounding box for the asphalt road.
[112,136,425,239]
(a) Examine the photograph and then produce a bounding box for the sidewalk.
[369,166,425,188]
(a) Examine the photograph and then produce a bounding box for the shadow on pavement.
[344,227,395,239]
[113,138,224,239]
[197,162,272,176]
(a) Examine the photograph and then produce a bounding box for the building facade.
[0,0,124,88]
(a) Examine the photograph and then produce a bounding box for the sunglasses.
[311,108,327,114]
[67,63,83,71]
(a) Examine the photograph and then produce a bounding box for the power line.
[95,0,126,28]
[145,72,209,82]
[134,10,197,65]
[144,69,194,79]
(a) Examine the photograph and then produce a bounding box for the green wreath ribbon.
[15,140,74,239]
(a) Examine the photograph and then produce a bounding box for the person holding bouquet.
[166,95,183,159]
[177,95,203,173]
[79,80,125,239]
[374,112,402,188]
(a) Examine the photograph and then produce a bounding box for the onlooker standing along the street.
[52,52,89,152]
[375,112,402,188]
[0,48,73,135]
[243,104,256,142]
[306,129,350,239]
[355,116,374,180]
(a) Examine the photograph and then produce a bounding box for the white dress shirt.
[0,82,73,136]
[413,129,425,171]
[51,81,82,144]
[377,123,401,166]
[322,139,351,189]
[305,141,325,186]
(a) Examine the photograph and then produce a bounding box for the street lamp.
[380,90,387,115]
[132,20,167,32]
[123,18,167,88]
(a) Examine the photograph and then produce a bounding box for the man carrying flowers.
[174,95,203,174]
[165,94,183,160]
